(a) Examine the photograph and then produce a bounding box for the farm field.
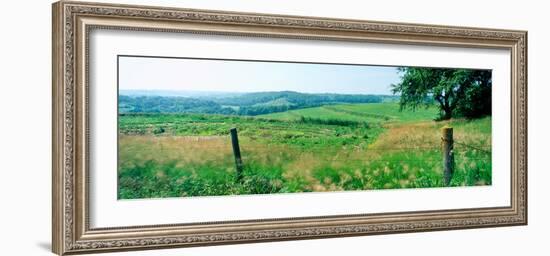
[118,102,492,199]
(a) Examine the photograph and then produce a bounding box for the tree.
[391,67,491,120]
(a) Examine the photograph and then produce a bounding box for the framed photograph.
[52,1,527,255]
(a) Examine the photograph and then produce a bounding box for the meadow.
[118,102,492,199]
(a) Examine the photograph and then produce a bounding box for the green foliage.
[119,91,391,116]
[118,160,301,199]
[118,95,236,115]
[261,103,439,123]
[297,116,369,127]
[215,91,386,107]
[118,103,492,199]
[453,70,492,118]
[119,137,492,199]
[392,68,491,120]
[119,112,382,148]
[152,126,165,135]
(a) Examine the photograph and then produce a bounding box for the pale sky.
[118,56,401,95]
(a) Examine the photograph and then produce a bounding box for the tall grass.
[118,103,491,199]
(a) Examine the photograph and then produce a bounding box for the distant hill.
[119,89,243,98]
[119,90,398,116]
[119,95,235,115]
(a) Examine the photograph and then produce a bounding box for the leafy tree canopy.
[391,67,491,120]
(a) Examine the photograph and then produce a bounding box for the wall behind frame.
[0,0,546,255]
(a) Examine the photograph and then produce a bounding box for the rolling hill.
[118,90,398,116]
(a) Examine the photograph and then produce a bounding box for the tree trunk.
[442,107,452,120]
[441,94,453,120]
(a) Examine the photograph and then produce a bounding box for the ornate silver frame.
[52,1,527,255]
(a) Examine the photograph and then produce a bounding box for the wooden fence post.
[441,126,454,186]
[230,128,243,181]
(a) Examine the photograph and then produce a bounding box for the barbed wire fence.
[227,127,491,185]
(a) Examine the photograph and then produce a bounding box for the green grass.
[329,103,440,123]
[119,112,383,148]
[259,102,439,123]
[118,103,491,199]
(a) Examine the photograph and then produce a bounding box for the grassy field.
[260,102,437,123]
[118,103,492,199]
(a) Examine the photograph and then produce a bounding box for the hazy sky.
[119,56,401,95]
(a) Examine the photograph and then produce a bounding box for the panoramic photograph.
[117,56,492,199]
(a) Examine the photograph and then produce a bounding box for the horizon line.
[119,89,398,96]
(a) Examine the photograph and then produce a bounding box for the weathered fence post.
[230,128,243,181]
[441,126,454,186]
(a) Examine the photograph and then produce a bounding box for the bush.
[152,126,165,135]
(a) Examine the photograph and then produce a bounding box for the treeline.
[118,96,235,115]
[119,91,394,116]
[214,91,385,106]
[296,116,368,127]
